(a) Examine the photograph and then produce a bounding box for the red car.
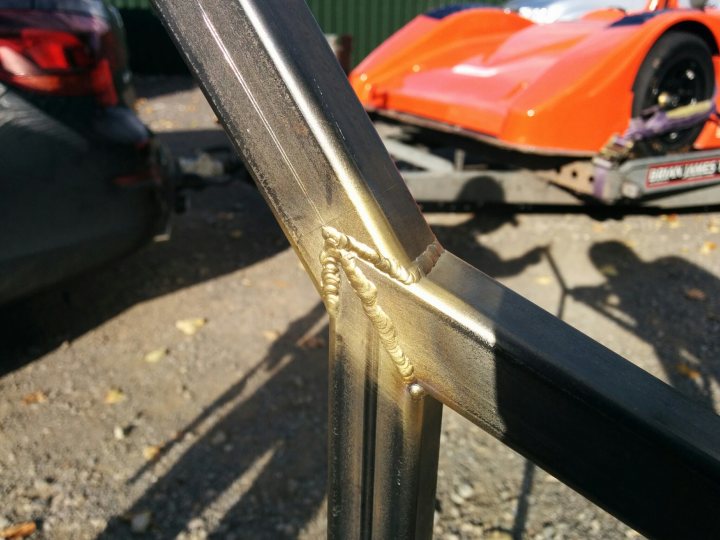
[0,0,176,304]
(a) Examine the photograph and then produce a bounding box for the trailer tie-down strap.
[599,97,716,162]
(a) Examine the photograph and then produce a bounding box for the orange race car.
[350,0,720,204]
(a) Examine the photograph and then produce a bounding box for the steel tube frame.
[150,1,720,538]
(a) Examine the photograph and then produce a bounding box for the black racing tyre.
[632,31,714,155]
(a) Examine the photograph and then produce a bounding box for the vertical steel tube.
[371,372,442,539]
[329,288,442,539]
[326,315,369,538]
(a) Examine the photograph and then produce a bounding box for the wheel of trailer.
[632,31,714,155]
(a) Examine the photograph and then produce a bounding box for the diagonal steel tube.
[150,0,720,538]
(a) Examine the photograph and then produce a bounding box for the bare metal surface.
[149,0,720,538]
[320,225,443,385]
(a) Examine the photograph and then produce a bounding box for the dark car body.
[0,0,174,304]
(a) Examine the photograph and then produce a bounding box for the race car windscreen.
[504,0,649,24]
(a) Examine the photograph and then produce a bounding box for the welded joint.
[320,226,443,392]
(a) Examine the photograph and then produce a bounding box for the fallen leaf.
[676,363,701,381]
[660,213,680,228]
[685,288,707,301]
[143,445,162,461]
[0,522,36,539]
[708,222,720,234]
[263,330,280,341]
[175,318,207,336]
[700,241,717,255]
[599,264,619,277]
[21,391,47,405]
[104,388,126,405]
[591,223,605,233]
[534,275,553,286]
[143,348,168,364]
[298,335,326,349]
[272,279,289,288]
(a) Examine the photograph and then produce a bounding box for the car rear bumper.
[0,87,176,304]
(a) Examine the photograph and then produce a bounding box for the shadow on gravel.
[100,303,328,539]
[430,211,545,278]
[571,241,720,411]
[0,182,287,376]
[133,76,196,99]
[434,213,720,412]
[435,220,720,537]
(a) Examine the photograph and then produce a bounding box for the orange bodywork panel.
[350,6,720,156]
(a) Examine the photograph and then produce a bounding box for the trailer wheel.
[632,31,714,155]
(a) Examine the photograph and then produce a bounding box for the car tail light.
[0,10,119,106]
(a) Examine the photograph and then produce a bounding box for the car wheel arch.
[662,20,719,56]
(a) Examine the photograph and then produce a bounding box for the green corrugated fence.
[305,1,503,66]
[110,1,503,68]
[110,0,150,9]
[111,0,151,7]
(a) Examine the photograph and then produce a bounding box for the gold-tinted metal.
[320,225,444,386]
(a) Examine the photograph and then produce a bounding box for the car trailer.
[375,98,720,209]
[150,0,720,538]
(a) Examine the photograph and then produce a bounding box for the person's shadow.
[571,241,720,411]
[431,211,545,279]
[100,302,329,539]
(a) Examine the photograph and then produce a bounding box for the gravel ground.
[0,78,719,540]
